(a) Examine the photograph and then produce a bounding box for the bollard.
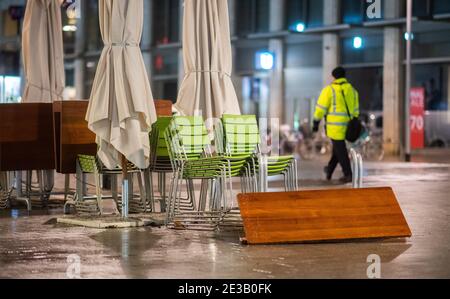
[350,149,363,189]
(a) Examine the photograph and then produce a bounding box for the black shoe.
[339,175,353,184]
[324,166,332,181]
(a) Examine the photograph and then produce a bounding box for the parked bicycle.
[279,121,332,160]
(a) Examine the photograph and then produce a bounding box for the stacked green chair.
[0,190,10,210]
[164,116,235,230]
[0,173,12,210]
[214,115,259,193]
[64,154,102,216]
[148,117,175,212]
[219,114,299,192]
[65,154,148,216]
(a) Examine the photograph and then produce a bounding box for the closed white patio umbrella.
[174,0,241,121]
[86,0,157,217]
[86,0,157,171]
[22,0,65,102]
[19,0,65,203]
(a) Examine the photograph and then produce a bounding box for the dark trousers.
[328,139,352,177]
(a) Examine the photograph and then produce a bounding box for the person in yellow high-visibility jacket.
[313,67,360,183]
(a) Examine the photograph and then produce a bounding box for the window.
[341,32,384,65]
[341,0,365,24]
[236,0,270,35]
[285,0,307,30]
[84,59,98,99]
[413,23,450,59]
[0,75,22,103]
[235,41,269,73]
[341,0,384,25]
[286,0,324,30]
[413,64,447,111]
[346,68,384,112]
[152,0,180,45]
[413,0,433,18]
[0,51,20,76]
[286,42,322,67]
[434,0,450,14]
[152,80,178,102]
[85,1,102,51]
[62,11,76,55]
[307,0,323,28]
[152,49,179,76]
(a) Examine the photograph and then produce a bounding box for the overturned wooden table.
[238,187,412,245]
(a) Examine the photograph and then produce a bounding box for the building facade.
[1,0,450,155]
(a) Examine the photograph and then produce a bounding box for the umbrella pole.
[121,155,129,219]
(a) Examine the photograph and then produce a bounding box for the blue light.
[11,209,19,219]
[353,36,363,49]
[293,22,305,33]
[404,32,415,41]
[255,51,275,70]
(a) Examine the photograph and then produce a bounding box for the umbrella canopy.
[174,0,241,121]
[86,0,157,170]
[22,0,65,102]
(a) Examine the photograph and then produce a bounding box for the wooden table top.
[238,187,412,245]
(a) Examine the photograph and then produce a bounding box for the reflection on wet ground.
[0,161,449,278]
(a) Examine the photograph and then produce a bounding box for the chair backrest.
[222,114,260,155]
[77,155,98,173]
[150,117,173,158]
[165,116,210,161]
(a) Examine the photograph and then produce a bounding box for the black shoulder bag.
[341,89,363,143]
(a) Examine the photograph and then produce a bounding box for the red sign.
[410,87,425,149]
[154,55,164,71]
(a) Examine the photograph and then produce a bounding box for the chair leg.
[227,167,233,210]
[161,173,166,204]
[294,159,299,190]
[75,162,83,202]
[240,177,245,194]
[40,170,54,204]
[166,170,178,224]
[25,170,32,198]
[137,171,146,209]
[187,179,196,211]
[166,172,177,215]
[283,173,288,192]
[144,169,154,213]
[94,172,102,215]
[111,174,119,206]
[199,179,207,212]
[209,179,217,211]
[64,174,70,202]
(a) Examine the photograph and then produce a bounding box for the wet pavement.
[1,156,450,279]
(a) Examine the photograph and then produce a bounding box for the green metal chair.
[220,114,299,192]
[147,117,174,212]
[65,154,148,216]
[0,172,12,210]
[0,172,10,209]
[64,154,102,216]
[164,116,234,230]
[214,115,258,193]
